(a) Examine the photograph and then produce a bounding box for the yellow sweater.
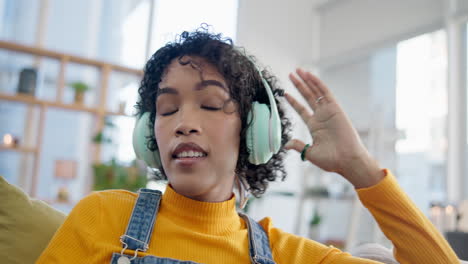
[37,170,458,263]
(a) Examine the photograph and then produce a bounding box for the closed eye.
[161,109,178,116]
[202,106,222,111]
[160,106,221,116]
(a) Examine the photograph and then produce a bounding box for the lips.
[172,142,208,159]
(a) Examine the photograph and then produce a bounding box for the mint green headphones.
[132,60,282,169]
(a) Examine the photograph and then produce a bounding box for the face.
[154,56,241,201]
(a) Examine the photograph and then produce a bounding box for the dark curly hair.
[135,27,291,197]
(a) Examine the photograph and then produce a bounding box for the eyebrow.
[157,80,227,97]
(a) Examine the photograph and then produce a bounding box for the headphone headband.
[247,55,282,155]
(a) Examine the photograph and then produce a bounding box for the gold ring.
[315,96,325,104]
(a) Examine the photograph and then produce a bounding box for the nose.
[174,107,202,136]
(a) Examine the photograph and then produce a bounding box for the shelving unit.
[0,40,143,198]
[0,93,131,116]
[0,144,38,153]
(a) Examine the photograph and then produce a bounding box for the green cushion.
[0,176,66,264]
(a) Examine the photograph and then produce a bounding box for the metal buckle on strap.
[119,235,147,261]
[120,235,149,250]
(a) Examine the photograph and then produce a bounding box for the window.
[396,30,448,209]
[150,0,238,52]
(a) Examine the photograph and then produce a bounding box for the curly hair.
[135,27,291,197]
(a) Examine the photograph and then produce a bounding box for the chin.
[168,175,213,197]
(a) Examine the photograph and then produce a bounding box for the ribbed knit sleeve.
[356,170,459,263]
[261,217,381,263]
[260,170,459,264]
[36,192,101,263]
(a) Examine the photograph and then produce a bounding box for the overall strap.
[239,213,276,264]
[120,188,162,252]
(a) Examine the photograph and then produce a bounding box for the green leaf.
[69,81,90,92]
[310,209,322,226]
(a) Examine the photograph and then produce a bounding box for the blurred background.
[0,0,467,253]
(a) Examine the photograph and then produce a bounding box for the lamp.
[3,134,19,147]
[54,160,77,202]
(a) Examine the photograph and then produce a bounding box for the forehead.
[160,56,226,86]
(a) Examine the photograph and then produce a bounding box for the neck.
[169,181,235,202]
[160,185,241,235]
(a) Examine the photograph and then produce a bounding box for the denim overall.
[110,188,276,264]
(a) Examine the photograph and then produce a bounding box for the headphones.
[132,57,282,169]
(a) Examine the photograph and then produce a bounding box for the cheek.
[212,116,241,154]
[154,118,168,150]
[154,118,174,169]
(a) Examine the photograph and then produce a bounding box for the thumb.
[284,139,307,153]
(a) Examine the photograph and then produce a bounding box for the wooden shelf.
[0,144,37,153]
[0,40,144,76]
[0,93,133,117]
[106,110,134,117]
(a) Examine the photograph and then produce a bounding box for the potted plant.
[308,208,322,239]
[69,81,90,104]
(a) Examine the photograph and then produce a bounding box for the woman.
[37,29,459,263]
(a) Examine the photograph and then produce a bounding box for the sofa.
[0,176,66,263]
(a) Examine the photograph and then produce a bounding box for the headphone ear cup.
[247,102,273,165]
[269,105,282,154]
[132,112,162,169]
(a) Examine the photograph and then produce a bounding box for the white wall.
[318,0,445,62]
[320,57,372,130]
[236,0,319,65]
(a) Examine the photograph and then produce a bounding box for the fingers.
[285,139,315,162]
[296,69,322,99]
[306,71,336,102]
[284,139,306,152]
[289,68,335,106]
[289,72,319,110]
[284,92,314,125]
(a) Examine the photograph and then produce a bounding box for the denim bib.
[110,188,276,264]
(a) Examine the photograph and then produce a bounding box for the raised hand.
[284,69,384,188]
